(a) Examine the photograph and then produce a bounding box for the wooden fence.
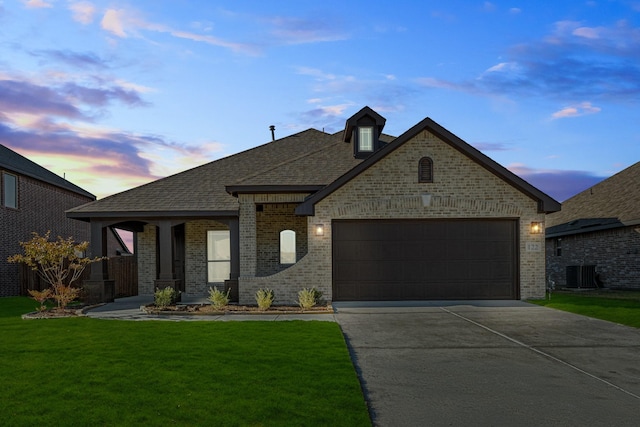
[19,255,138,298]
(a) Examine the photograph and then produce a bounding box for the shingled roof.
[546,161,640,229]
[67,129,374,219]
[0,144,95,199]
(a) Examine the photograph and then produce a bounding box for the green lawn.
[529,290,640,328]
[0,297,370,427]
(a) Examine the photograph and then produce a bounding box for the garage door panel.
[333,219,518,301]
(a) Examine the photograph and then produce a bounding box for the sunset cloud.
[551,102,601,119]
[69,1,96,25]
[99,7,259,54]
[297,66,415,119]
[0,79,85,119]
[101,9,129,38]
[507,163,605,201]
[30,50,108,70]
[1,116,225,198]
[416,20,640,103]
[268,15,348,44]
[22,0,52,9]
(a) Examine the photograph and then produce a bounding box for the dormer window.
[343,106,387,159]
[358,127,374,152]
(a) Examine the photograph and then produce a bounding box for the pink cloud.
[551,102,601,119]
[23,0,52,9]
[101,9,129,38]
[99,7,259,54]
[69,1,96,25]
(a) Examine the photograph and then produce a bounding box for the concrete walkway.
[333,301,640,427]
[85,296,336,322]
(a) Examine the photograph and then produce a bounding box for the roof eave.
[225,185,324,197]
[66,210,239,221]
[546,223,624,238]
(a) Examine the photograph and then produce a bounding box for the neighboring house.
[67,107,560,304]
[0,144,129,297]
[545,162,640,290]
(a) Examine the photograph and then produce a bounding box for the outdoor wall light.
[315,224,325,236]
[530,222,543,235]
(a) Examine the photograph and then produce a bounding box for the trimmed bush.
[255,288,275,311]
[296,287,322,309]
[208,286,231,310]
[154,286,178,308]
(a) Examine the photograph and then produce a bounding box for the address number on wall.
[525,242,542,252]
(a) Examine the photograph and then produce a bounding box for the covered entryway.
[332,219,518,300]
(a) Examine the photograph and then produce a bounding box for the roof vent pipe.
[269,125,275,141]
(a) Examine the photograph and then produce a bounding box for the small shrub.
[155,286,178,308]
[255,288,275,311]
[208,286,230,310]
[8,231,106,309]
[27,288,52,312]
[297,287,322,310]
[52,284,81,310]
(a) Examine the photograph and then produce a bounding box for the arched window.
[280,230,296,264]
[419,157,433,183]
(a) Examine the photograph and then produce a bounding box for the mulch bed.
[21,303,333,319]
[142,304,333,315]
[21,306,91,319]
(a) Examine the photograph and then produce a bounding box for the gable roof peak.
[297,115,561,216]
[0,144,95,199]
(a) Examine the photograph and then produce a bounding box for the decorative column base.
[224,279,239,303]
[84,280,115,304]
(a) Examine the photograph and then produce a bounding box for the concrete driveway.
[333,301,640,427]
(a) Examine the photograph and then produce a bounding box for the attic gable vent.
[419,157,433,183]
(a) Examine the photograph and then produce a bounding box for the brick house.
[0,144,129,297]
[545,162,640,290]
[67,107,560,304]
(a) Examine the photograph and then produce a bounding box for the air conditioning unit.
[565,265,597,288]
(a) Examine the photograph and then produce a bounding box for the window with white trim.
[358,127,374,152]
[280,230,296,264]
[207,230,230,282]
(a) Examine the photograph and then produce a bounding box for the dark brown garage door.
[333,219,518,301]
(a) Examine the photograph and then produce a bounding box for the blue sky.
[1,0,639,202]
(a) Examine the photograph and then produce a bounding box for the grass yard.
[529,290,640,328]
[0,297,370,427]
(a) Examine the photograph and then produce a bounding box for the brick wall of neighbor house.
[546,226,640,289]
[0,173,92,297]
[184,220,228,297]
[256,203,308,277]
[237,130,547,304]
[137,224,157,295]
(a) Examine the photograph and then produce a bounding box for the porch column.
[89,221,107,280]
[229,217,240,281]
[154,220,180,293]
[85,220,115,303]
[238,195,257,277]
[224,217,240,303]
[157,221,173,281]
